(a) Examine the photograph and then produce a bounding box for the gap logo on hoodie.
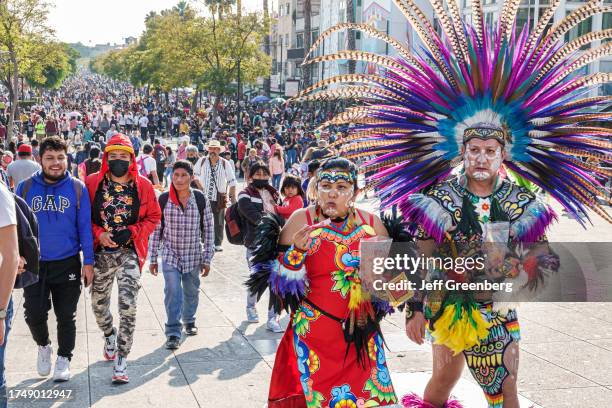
[16,170,95,265]
[31,194,71,213]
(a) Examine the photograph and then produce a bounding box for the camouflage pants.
[92,249,140,357]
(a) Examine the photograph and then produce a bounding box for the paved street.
[5,198,612,408]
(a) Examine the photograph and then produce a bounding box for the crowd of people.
[0,29,609,408]
[0,72,350,407]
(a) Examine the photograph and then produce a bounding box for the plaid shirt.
[149,193,214,273]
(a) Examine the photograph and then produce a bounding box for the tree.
[93,1,270,123]
[204,0,235,20]
[149,3,269,121]
[173,0,189,17]
[0,0,54,140]
[25,42,78,89]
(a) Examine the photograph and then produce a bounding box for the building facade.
[460,0,611,96]
[313,0,434,82]
[271,0,610,96]
[271,0,321,95]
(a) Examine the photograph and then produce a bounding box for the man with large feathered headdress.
[297,0,612,406]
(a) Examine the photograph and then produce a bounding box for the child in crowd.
[274,174,305,220]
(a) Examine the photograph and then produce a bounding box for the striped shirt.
[194,157,237,202]
[148,193,215,273]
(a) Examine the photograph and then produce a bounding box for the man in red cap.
[7,144,40,188]
[85,134,161,384]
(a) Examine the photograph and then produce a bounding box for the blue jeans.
[163,167,172,186]
[0,297,13,408]
[285,149,297,168]
[162,264,200,338]
[272,174,282,191]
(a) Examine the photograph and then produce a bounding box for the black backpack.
[224,201,244,245]
[13,194,40,289]
[20,177,84,210]
[158,189,208,238]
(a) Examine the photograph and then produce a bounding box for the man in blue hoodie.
[16,136,94,383]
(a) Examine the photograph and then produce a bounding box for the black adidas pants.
[23,255,82,360]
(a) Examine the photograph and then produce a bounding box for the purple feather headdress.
[295,0,612,225]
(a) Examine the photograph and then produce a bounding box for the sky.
[48,0,275,46]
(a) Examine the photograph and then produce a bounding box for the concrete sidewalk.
[5,200,612,407]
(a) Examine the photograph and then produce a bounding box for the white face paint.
[463,141,503,181]
[317,183,355,218]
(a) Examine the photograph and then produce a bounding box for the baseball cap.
[18,144,32,154]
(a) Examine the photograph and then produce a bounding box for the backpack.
[137,156,148,177]
[20,177,83,210]
[13,194,40,289]
[158,189,208,238]
[224,201,244,245]
[154,146,166,165]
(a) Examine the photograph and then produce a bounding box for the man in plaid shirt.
[148,160,214,350]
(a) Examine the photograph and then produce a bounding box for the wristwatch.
[0,308,6,320]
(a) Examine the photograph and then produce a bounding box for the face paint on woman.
[317,183,354,218]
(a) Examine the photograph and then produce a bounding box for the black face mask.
[108,159,130,178]
[187,157,198,164]
[252,179,269,189]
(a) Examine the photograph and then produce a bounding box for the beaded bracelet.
[280,244,307,271]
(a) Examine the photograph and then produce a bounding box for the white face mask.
[463,146,502,181]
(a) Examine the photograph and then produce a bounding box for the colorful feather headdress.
[295,0,612,225]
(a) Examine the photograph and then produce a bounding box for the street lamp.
[0,50,15,148]
[228,57,242,130]
[237,58,241,129]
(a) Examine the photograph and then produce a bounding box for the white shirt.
[7,159,41,187]
[259,188,277,215]
[139,116,149,128]
[0,183,16,227]
[194,157,237,201]
[137,154,157,176]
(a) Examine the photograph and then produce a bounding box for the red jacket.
[237,141,247,161]
[275,195,304,220]
[86,134,161,271]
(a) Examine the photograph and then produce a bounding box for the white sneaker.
[103,327,117,361]
[37,344,53,377]
[215,245,223,252]
[112,355,129,384]
[266,319,284,333]
[246,307,259,323]
[53,356,71,382]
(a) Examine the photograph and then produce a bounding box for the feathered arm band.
[268,248,310,314]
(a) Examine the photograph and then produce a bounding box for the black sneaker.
[165,336,181,350]
[184,323,198,336]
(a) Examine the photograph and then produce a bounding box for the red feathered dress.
[268,210,400,408]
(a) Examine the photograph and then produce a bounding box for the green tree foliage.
[93,1,270,103]
[26,43,79,89]
[0,0,75,137]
